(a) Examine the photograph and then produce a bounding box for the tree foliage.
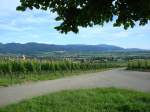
[17,0,150,33]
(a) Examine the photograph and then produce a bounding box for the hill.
[0,43,148,56]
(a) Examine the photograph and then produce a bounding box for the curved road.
[0,68,150,107]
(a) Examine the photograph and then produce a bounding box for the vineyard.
[0,59,122,86]
[127,60,150,71]
[0,59,122,75]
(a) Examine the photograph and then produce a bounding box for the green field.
[0,59,121,74]
[0,88,150,112]
[0,59,121,86]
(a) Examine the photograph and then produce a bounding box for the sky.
[0,0,150,49]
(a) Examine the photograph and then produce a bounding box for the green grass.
[0,69,109,87]
[0,88,150,112]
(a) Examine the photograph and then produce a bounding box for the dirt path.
[0,68,150,107]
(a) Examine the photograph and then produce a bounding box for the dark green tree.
[17,0,150,33]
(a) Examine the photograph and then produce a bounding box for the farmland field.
[0,59,122,86]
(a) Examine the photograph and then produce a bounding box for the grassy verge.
[0,88,150,112]
[0,68,111,87]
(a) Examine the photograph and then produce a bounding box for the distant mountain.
[0,43,148,55]
[125,48,148,52]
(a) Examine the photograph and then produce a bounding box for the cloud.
[0,2,57,33]
[111,31,129,38]
[31,34,40,38]
[0,0,149,49]
[23,14,53,24]
[0,24,33,32]
[0,0,19,11]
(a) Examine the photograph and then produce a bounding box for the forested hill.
[0,43,148,55]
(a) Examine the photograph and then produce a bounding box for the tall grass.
[127,60,150,71]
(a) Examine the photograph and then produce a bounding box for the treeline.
[127,60,150,71]
[0,59,121,75]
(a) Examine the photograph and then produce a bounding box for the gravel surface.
[0,68,150,107]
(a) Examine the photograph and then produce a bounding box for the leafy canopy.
[17,0,150,33]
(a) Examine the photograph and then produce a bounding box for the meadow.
[0,88,150,112]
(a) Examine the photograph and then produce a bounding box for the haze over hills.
[0,43,149,55]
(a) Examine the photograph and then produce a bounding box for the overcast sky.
[0,0,150,49]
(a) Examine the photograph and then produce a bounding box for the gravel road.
[0,68,150,107]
